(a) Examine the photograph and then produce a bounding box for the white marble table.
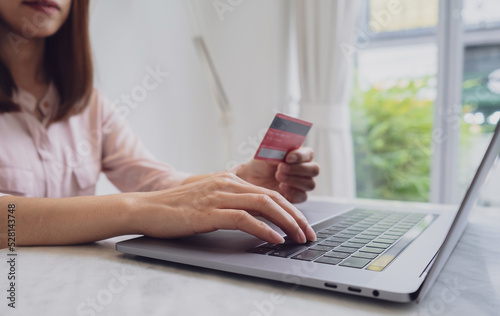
[1,198,499,316]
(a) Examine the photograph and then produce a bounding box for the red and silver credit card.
[254,113,313,162]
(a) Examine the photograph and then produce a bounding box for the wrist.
[117,192,146,235]
[120,190,179,237]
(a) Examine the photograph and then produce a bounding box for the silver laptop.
[116,121,500,303]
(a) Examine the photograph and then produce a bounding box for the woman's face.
[0,0,72,38]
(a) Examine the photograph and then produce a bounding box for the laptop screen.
[416,121,500,302]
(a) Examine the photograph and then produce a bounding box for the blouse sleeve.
[97,91,191,192]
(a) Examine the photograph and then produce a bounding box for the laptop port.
[373,290,380,297]
[324,283,337,289]
[348,287,361,293]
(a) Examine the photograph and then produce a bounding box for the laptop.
[116,121,500,303]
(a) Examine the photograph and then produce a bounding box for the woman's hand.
[131,172,316,244]
[236,147,320,204]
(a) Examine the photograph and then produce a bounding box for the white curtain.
[295,0,359,197]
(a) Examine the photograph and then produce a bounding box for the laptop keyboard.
[247,209,437,271]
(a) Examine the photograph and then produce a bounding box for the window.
[351,0,500,205]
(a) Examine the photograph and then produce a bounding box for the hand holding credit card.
[254,113,313,162]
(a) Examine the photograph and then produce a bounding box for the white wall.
[191,0,291,165]
[89,0,290,194]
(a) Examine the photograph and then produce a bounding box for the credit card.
[254,113,313,162]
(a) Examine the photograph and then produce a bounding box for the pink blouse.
[0,84,190,198]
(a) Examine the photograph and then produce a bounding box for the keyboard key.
[388,228,408,233]
[318,240,342,247]
[315,256,342,265]
[291,249,325,261]
[342,242,365,249]
[339,257,371,269]
[352,251,378,259]
[384,232,404,237]
[342,219,358,224]
[344,228,363,234]
[333,246,358,254]
[377,237,400,243]
[323,228,342,234]
[310,245,334,252]
[324,251,350,259]
[336,233,357,238]
[372,226,391,231]
[356,234,377,240]
[359,246,385,254]
[351,226,371,231]
[269,244,308,257]
[328,236,349,243]
[374,237,398,244]
[335,224,351,228]
[349,238,370,245]
[366,242,392,249]
[379,222,397,226]
[366,228,385,234]
[316,232,332,239]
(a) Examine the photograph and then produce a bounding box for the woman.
[0,0,319,248]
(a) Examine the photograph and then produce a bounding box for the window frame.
[430,0,464,204]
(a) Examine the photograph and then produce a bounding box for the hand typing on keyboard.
[131,172,317,245]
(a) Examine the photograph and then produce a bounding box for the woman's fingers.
[278,162,320,178]
[212,209,285,244]
[276,173,316,192]
[285,147,314,164]
[208,173,316,242]
[277,155,319,194]
[213,192,306,243]
[227,181,315,242]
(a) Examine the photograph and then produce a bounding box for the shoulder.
[86,88,133,133]
[77,88,118,121]
[85,88,111,113]
[62,88,114,129]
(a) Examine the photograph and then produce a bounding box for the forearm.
[0,194,137,248]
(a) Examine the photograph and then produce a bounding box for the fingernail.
[286,154,298,163]
[296,229,307,244]
[306,225,317,241]
[271,231,285,244]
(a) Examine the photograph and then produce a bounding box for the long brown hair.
[0,0,93,122]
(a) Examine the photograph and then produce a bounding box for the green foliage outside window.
[350,77,472,201]
[350,77,435,201]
